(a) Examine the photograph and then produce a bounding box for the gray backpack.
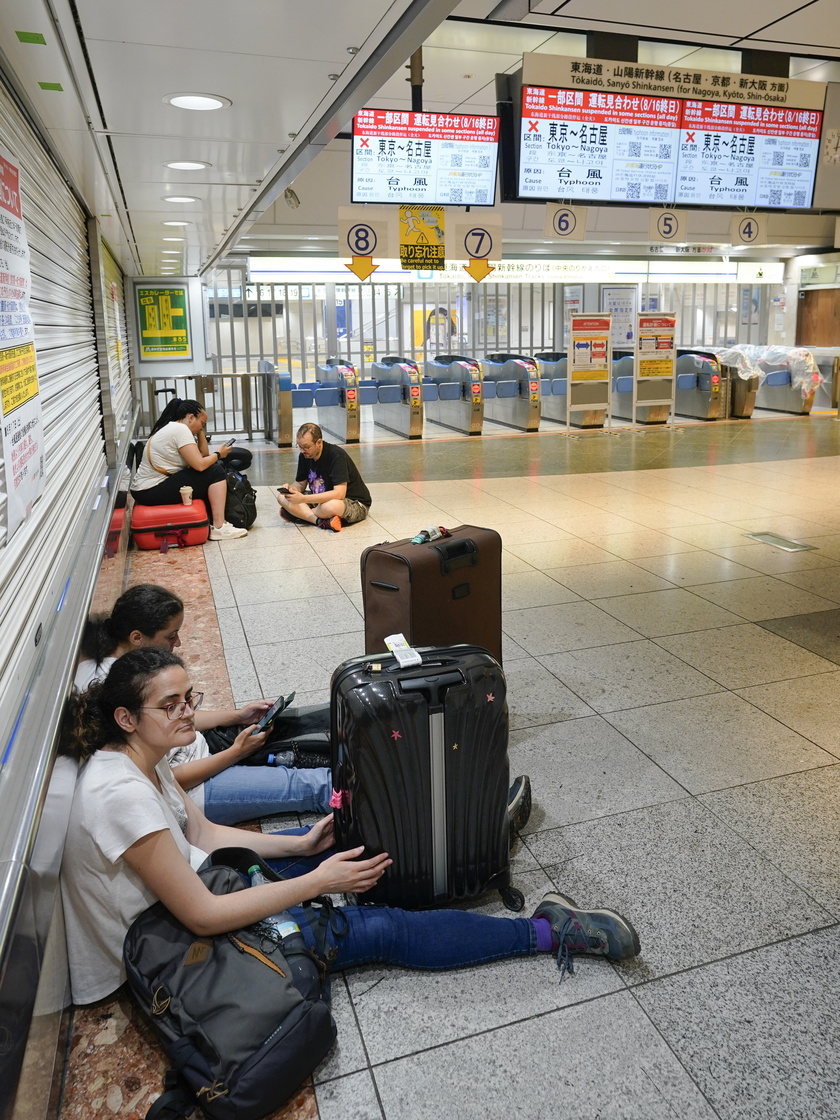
[123,848,339,1119]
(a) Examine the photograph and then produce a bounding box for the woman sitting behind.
[73,583,332,824]
[131,398,246,542]
[60,647,640,1006]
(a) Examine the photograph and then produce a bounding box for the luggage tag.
[384,633,423,668]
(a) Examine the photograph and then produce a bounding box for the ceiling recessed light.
[162,237,184,242]
[163,220,191,227]
[165,160,211,171]
[163,92,231,111]
[163,195,199,203]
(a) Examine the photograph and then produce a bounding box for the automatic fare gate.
[481,353,541,432]
[314,358,361,443]
[424,354,484,435]
[369,356,424,438]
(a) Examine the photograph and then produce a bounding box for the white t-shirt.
[61,751,207,1004]
[74,656,116,692]
[73,656,210,810]
[132,421,197,491]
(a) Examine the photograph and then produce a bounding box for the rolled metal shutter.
[0,79,107,732]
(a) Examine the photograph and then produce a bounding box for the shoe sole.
[536,891,641,959]
[508,776,532,832]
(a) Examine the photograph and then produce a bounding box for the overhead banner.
[569,313,611,381]
[637,314,677,378]
[399,205,445,270]
[0,146,45,540]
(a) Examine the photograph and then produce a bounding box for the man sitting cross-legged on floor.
[275,422,372,533]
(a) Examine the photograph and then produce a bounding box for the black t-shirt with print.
[296,441,372,507]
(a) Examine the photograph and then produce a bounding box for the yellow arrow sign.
[344,256,379,281]
[463,259,495,283]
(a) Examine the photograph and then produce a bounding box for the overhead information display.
[518,86,823,209]
[352,109,499,206]
[675,101,822,208]
[520,87,682,203]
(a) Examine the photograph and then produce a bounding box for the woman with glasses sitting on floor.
[59,647,641,1008]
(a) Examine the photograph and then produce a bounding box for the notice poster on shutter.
[0,145,46,539]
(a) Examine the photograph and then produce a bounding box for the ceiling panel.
[749,2,840,54]
[526,0,800,39]
[76,0,395,61]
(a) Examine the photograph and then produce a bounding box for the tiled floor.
[63,416,840,1120]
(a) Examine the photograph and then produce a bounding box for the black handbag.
[223,466,258,529]
[124,847,341,1120]
[204,702,331,767]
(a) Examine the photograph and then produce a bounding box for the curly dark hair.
[61,648,185,762]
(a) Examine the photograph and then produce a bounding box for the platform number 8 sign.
[347,223,378,257]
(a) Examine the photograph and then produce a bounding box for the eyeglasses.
[140,692,204,721]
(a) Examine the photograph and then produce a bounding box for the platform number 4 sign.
[729,214,766,247]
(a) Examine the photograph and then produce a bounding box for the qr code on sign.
[475,189,488,203]
[769,189,782,205]
[450,154,462,167]
[654,183,668,200]
[772,151,784,166]
[478,155,490,168]
[659,145,671,159]
[794,190,805,205]
[628,142,641,157]
[627,182,641,199]
[798,153,810,167]
[450,189,462,203]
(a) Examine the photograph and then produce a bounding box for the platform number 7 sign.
[452,216,502,282]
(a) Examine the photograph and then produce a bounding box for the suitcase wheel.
[500,886,525,913]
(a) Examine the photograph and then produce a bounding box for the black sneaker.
[532,891,641,979]
[279,506,296,523]
[507,774,532,844]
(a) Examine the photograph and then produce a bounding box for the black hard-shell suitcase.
[330,644,523,911]
[361,525,502,664]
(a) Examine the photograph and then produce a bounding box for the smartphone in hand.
[278,486,292,495]
[222,437,236,448]
[252,691,296,734]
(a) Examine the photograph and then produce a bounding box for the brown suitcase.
[361,525,502,663]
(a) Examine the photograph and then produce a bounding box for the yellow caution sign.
[399,206,445,271]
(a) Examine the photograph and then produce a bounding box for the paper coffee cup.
[179,486,193,506]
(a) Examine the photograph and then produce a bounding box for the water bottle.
[248,865,315,991]
[410,525,449,545]
[248,864,302,941]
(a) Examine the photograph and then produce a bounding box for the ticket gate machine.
[674,351,725,420]
[534,352,607,428]
[369,357,424,439]
[423,355,484,435]
[611,354,671,424]
[481,353,541,432]
[314,359,361,443]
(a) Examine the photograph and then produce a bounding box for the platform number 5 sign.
[649,209,685,243]
[729,214,766,247]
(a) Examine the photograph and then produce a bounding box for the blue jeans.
[201,767,332,825]
[267,830,536,972]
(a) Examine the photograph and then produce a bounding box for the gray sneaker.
[533,891,641,979]
[507,774,532,845]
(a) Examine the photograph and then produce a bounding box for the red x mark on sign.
[528,120,539,132]
[359,138,369,147]
[685,131,695,143]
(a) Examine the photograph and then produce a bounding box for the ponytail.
[79,584,184,664]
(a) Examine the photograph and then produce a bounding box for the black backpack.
[123,847,339,1120]
[224,466,258,529]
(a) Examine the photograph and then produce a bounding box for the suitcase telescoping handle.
[432,537,477,574]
